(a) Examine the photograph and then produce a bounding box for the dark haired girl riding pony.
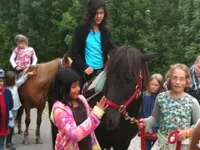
[69,0,115,85]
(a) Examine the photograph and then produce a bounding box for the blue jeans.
[146,140,156,150]
[0,136,5,150]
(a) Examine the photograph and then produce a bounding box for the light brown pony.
[17,54,72,145]
[189,120,200,150]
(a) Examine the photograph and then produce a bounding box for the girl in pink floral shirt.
[49,68,106,150]
[10,34,38,72]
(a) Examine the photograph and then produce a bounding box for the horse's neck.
[37,59,60,85]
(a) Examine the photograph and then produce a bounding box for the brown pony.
[189,120,200,150]
[16,54,72,145]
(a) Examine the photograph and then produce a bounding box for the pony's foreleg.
[35,106,45,144]
[23,108,31,145]
[16,106,24,134]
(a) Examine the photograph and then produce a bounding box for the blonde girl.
[140,73,163,150]
[138,63,200,150]
[10,34,38,73]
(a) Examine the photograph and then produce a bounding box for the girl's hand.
[9,117,13,120]
[178,130,186,141]
[27,71,36,76]
[84,67,94,75]
[96,96,107,111]
[135,118,146,129]
[148,129,153,134]
[16,66,22,71]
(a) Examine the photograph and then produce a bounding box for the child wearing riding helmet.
[69,0,115,84]
[0,69,13,150]
[50,68,107,150]
[10,34,38,73]
[137,63,200,150]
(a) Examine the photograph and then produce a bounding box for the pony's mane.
[34,58,60,89]
[104,47,149,104]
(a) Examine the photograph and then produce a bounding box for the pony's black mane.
[104,46,148,105]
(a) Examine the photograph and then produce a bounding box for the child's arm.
[144,98,160,131]
[151,122,160,133]
[5,89,13,111]
[51,105,104,142]
[16,74,28,88]
[16,71,36,88]
[10,51,17,69]
[31,50,38,65]
[182,98,200,138]
[9,111,13,120]
[191,99,200,126]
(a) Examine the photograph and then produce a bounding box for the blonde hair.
[195,56,200,64]
[165,63,191,90]
[15,34,28,45]
[145,73,163,96]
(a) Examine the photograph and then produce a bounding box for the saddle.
[82,70,106,101]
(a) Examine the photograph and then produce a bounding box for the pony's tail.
[50,121,58,150]
[48,95,58,150]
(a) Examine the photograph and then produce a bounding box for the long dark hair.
[48,68,80,149]
[48,68,80,106]
[84,0,109,30]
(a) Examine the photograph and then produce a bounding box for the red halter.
[105,79,143,123]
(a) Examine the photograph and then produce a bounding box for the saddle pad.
[87,70,106,93]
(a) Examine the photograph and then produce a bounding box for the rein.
[168,130,181,150]
[105,79,142,124]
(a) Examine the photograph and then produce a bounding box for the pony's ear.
[62,53,72,67]
[141,52,158,62]
[62,53,68,60]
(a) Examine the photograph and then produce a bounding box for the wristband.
[93,106,105,119]
[185,129,190,137]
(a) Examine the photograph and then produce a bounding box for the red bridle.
[105,79,143,124]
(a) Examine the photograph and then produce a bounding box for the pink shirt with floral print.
[10,47,38,69]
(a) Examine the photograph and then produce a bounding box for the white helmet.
[0,69,5,78]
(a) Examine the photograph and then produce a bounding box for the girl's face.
[170,68,187,93]
[69,81,80,101]
[194,63,200,77]
[94,7,105,26]
[149,78,160,93]
[0,78,4,90]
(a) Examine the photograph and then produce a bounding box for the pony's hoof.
[35,137,43,144]
[23,138,30,145]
